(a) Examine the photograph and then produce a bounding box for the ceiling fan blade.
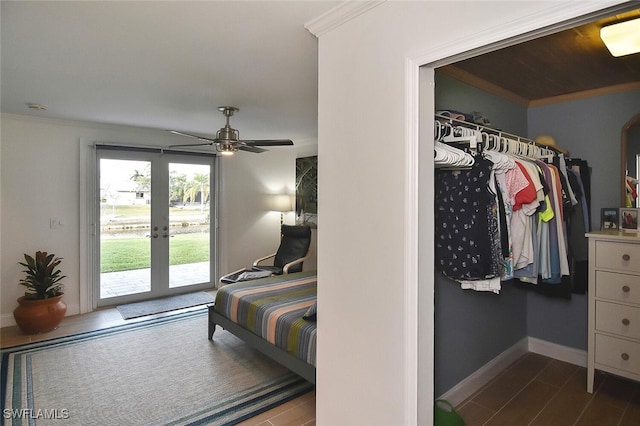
[239,145,268,153]
[167,142,214,148]
[168,130,216,143]
[242,139,294,146]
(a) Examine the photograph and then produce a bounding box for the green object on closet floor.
[434,399,465,426]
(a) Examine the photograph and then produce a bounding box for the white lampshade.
[272,194,293,212]
[600,18,640,57]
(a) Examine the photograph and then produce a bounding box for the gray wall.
[435,73,528,133]
[434,74,640,395]
[527,90,640,349]
[434,73,529,395]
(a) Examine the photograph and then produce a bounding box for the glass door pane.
[96,149,216,307]
[99,158,152,299]
[168,162,211,288]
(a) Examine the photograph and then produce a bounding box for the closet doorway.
[423,3,640,401]
[95,147,217,308]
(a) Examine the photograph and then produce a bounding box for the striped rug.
[1,311,313,425]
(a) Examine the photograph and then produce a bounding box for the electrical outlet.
[50,218,63,229]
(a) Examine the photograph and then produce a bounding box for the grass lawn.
[101,233,209,272]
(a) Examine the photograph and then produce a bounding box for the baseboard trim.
[439,337,587,406]
[439,337,529,406]
[527,336,587,368]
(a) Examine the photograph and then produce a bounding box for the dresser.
[586,230,640,393]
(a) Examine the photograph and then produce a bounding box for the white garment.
[460,277,501,294]
[510,160,540,270]
[511,208,534,270]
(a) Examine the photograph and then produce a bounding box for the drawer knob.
[622,318,631,326]
[622,285,631,293]
[622,254,631,261]
[622,353,630,361]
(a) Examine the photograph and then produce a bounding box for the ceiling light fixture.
[600,18,640,57]
[217,144,237,156]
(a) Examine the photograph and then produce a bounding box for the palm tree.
[130,165,151,192]
[183,173,210,213]
[169,172,187,205]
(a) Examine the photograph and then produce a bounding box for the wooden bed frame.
[208,305,316,384]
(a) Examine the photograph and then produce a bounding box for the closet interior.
[431,6,640,400]
[434,110,590,296]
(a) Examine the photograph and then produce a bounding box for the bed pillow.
[303,301,317,321]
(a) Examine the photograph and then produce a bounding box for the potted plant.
[13,251,67,334]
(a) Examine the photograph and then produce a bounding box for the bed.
[208,270,317,384]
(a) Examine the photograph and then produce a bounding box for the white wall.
[0,113,312,325]
[311,1,627,424]
[219,139,318,274]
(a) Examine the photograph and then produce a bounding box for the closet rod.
[435,113,535,145]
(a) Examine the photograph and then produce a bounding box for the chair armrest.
[283,250,312,274]
[253,253,277,266]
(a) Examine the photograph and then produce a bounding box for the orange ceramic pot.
[13,294,67,334]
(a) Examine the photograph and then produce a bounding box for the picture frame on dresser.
[601,208,620,230]
[620,208,640,232]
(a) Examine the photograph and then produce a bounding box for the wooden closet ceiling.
[439,9,640,107]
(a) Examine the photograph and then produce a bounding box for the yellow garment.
[539,195,555,222]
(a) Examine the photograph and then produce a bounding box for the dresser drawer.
[596,301,640,339]
[595,241,640,273]
[595,334,640,375]
[595,271,640,304]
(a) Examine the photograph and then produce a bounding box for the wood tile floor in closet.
[455,351,640,426]
[0,306,315,426]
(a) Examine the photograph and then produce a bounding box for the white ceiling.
[1,1,339,146]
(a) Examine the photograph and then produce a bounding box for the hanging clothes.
[435,155,502,282]
[626,175,639,208]
[433,115,591,297]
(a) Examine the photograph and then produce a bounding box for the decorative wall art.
[296,156,318,228]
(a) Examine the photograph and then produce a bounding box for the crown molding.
[529,81,640,107]
[305,0,386,37]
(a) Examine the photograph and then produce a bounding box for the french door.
[95,147,217,307]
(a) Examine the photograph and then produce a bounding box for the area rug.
[116,291,215,319]
[1,311,313,425]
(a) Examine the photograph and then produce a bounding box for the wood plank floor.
[455,352,640,426]
[0,305,315,426]
[4,307,640,425]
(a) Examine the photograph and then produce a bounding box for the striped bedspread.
[214,271,317,366]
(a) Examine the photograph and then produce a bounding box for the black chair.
[220,225,312,284]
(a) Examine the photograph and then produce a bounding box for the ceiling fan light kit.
[600,17,640,57]
[218,144,237,156]
[168,106,293,156]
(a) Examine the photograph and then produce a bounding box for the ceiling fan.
[169,106,294,155]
